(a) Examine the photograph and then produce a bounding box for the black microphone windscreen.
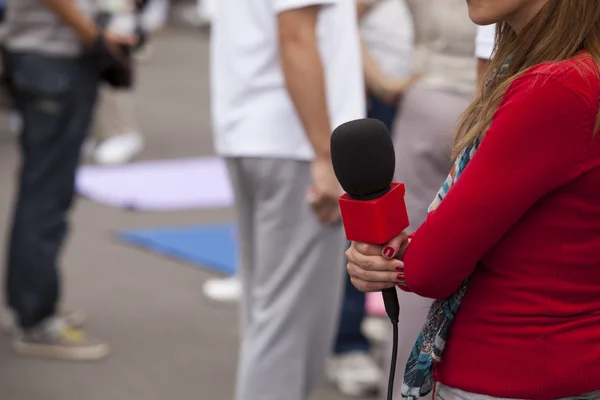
[331,118,395,200]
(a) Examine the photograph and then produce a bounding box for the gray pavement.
[0,28,368,400]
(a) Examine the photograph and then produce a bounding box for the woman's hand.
[374,73,421,105]
[346,231,411,292]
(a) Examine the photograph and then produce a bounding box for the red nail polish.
[395,265,404,272]
[383,247,395,258]
[396,273,404,281]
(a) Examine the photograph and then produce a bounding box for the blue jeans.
[334,94,399,354]
[5,52,99,330]
[366,94,399,137]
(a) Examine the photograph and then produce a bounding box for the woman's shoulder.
[520,53,600,107]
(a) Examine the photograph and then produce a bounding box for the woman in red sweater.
[346,1,600,399]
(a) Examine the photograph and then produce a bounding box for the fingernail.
[383,247,395,258]
[395,264,404,272]
[396,273,404,281]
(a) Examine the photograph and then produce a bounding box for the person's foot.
[12,316,109,361]
[2,309,86,337]
[202,276,241,303]
[62,309,87,329]
[326,351,382,397]
[362,316,388,344]
[94,132,144,165]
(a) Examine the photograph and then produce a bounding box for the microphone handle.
[381,287,400,400]
[381,287,399,324]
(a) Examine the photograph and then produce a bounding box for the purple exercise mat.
[76,157,234,211]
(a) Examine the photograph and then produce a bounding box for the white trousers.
[226,157,346,400]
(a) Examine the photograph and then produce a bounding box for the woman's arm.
[403,73,596,299]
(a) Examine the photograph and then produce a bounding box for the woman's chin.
[470,15,499,26]
[468,9,499,26]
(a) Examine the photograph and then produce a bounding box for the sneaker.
[2,309,86,337]
[362,316,389,344]
[326,351,382,397]
[12,317,110,361]
[62,309,87,329]
[94,132,144,165]
[202,276,241,303]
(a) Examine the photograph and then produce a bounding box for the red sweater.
[403,54,600,399]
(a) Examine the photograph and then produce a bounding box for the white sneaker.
[202,276,241,303]
[327,351,382,397]
[362,316,389,344]
[94,132,144,165]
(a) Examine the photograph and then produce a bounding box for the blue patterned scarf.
[400,139,480,400]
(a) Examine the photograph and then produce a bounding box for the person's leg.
[333,260,369,355]
[5,52,108,360]
[392,87,461,232]
[202,158,245,304]
[93,85,143,165]
[225,158,256,329]
[204,159,253,311]
[366,93,399,134]
[234,158,346,400]
[328,259,382,396]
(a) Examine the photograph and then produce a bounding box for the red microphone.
[330,118,409,323]
[330,118,409,400]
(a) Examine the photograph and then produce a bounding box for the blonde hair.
[453,1,600,159]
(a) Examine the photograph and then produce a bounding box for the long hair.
[453,1,600,159]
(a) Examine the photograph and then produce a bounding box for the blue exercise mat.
[119,223,237,275]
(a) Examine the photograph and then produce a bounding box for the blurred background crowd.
[0,0,493,399]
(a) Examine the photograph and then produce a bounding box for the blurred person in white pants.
[201,0,416,308]
[211,0,364,398]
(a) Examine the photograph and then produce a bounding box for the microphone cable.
[381,287,400,400]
